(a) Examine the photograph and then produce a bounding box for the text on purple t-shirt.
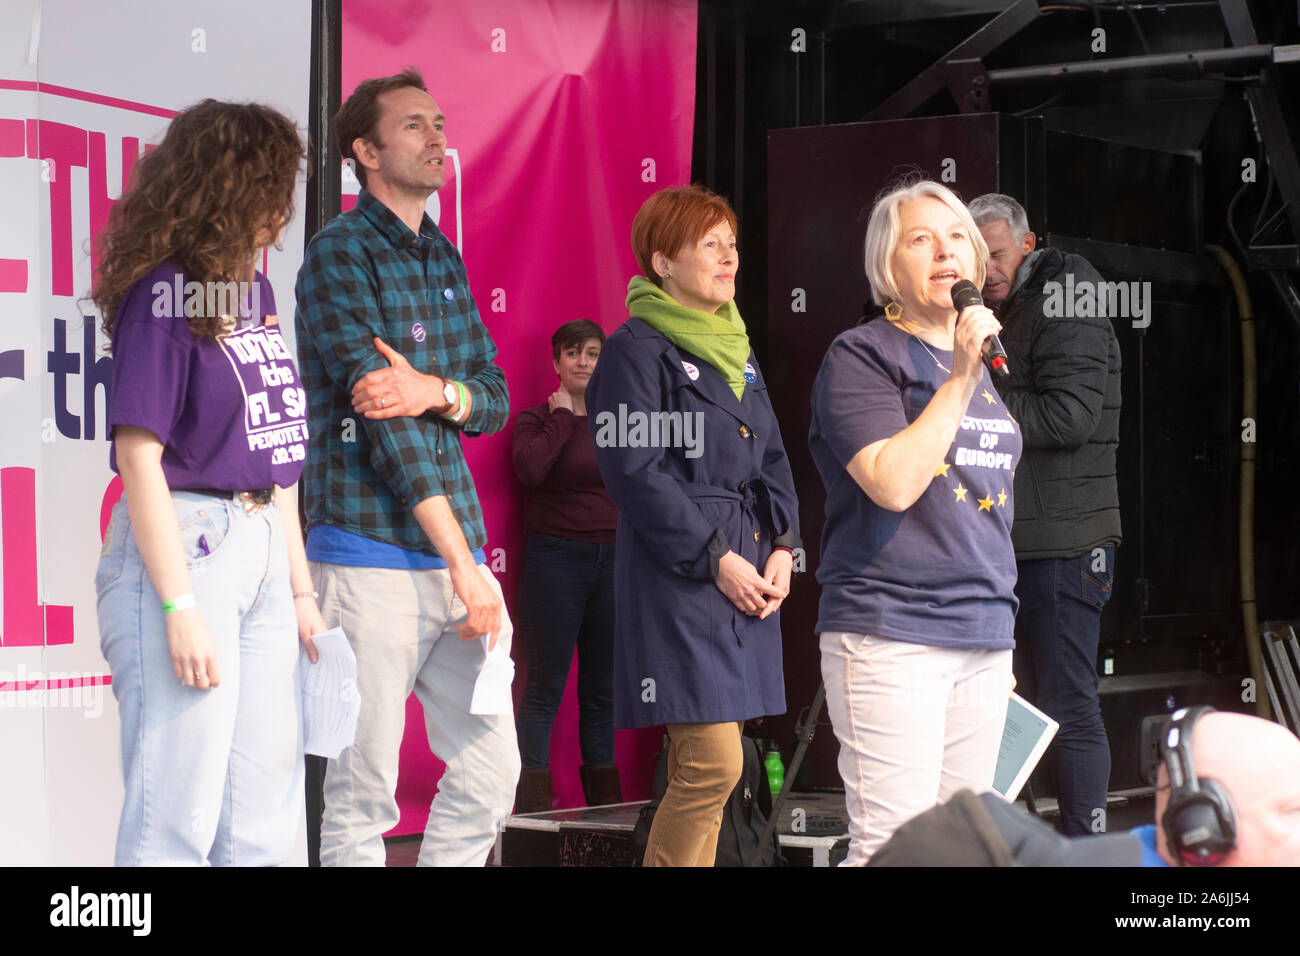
[107,261,308,491]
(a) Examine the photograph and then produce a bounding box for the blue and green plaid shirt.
[294,189,508,554]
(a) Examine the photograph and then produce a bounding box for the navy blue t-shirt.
[809,317,1022,648]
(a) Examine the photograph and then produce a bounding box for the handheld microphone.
[951,279,1010,381]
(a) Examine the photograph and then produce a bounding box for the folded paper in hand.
[470,632,515,715]
[299,627,361,759]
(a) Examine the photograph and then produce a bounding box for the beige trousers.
[820,631,1012,865]
[643,720,744,867]
[313,561,520,867]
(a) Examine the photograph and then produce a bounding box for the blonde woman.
[809,179,1022,865]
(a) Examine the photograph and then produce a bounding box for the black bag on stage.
[632,731,784,867]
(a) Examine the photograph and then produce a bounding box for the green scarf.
[625,275,751,400]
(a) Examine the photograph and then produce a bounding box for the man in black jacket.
[968,194,1122,836]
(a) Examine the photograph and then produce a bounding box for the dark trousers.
[1013,545,1115,836]
[516,532,616,770]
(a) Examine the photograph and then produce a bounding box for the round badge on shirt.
[743,362,757,383]
[412,322,426,343]
[681,361,700,381]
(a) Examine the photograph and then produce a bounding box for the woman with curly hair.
[93,100,321,866]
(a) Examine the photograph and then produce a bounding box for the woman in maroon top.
[512,320,620,811]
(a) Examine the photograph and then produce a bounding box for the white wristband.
[162,593,196,614]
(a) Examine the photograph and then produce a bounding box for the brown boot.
[515,769,553,814]
[579,764,623,807]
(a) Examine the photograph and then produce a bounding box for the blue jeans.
[1013,545,1115,836]
[96,491,303,866]
[515,532,616,770]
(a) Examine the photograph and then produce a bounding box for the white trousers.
[819,631,1013,866]
[313,561,520,867]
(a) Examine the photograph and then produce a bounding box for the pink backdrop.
[341,0,698,832]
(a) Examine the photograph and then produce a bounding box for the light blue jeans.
[96,490,303,866]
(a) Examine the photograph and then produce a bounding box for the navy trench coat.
[586,316,801,729]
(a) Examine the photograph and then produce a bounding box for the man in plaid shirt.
[295,67,519,867]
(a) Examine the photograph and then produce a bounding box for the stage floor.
[381,787,1155,866]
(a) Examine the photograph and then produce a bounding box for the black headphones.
[1158,706,1238,866]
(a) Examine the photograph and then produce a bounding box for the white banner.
[0,0,311,865]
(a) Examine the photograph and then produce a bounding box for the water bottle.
[764,740,785,797]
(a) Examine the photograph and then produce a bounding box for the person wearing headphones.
[1141,708,1300,867]
[867,707,1300,866]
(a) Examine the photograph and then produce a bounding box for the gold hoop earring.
[884,301,902,321]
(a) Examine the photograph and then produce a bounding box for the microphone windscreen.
[950,279,982,312]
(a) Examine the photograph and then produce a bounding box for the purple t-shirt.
[108,261,308,491]
[808,317,1022,649]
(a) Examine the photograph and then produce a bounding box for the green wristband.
[162,593,196,615]
[443,380,471,422]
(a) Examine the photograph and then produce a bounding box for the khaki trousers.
[643,721,744,867]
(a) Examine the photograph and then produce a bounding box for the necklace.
[888,311,952,374]
[912,335,950,374]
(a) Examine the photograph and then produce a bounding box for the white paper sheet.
[299,627,361,759]
[469,633,515,716]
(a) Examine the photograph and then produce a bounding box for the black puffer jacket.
[993,248,1122,560]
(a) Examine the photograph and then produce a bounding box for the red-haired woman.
[586,184,801,866]
[93,100,322,865]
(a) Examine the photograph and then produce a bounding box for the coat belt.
[676,479,777,537]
